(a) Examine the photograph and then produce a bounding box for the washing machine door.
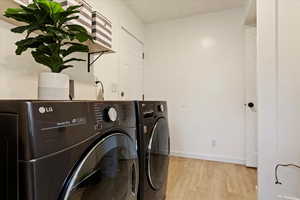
[147,117,170,191]
[61,133,139,200]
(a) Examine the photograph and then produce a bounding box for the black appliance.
[135,101,170,200]
[0,100,139,200]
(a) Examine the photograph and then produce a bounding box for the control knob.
[158,104,165,112]
[106,107,118,122]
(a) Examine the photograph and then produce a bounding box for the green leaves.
[11,25,30,33]
[4,0,93,73]
[65,24,92,42]
[4,8,36,23]
[61,43,89,57]
[64,58,86,64]
[32,50,63,73]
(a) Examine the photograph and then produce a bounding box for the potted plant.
[4,0,93,100]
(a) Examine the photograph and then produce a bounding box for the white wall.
[144,8,246,164]
[258,0,300,199]
[89,0,145,100]
[0,0,144,100]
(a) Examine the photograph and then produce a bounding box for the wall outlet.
[111,83,118,93]
[211,140,217,148]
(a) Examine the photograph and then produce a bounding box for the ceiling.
[122,0,248,24]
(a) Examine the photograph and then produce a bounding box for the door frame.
[244,26,258,168]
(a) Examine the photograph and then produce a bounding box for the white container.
[38,72,70,100]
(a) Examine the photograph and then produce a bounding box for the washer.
[135,101,170,200]
[0,100,139,200]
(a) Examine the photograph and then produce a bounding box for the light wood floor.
[166,157,257,200]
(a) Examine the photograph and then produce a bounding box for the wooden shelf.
[0,0,114,53]
[244,0,257,26]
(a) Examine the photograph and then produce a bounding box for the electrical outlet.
[211,140,216,148]
[111,83,118,93]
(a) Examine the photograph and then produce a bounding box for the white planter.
[38,72,70,100]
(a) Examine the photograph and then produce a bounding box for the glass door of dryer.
[146,117,170,191]
[61,133,139,200]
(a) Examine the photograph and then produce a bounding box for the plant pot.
[38,72,70,100]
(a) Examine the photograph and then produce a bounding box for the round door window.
[61,133,139,200]
[147,118,170,190]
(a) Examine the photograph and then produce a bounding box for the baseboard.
[170,151,245,165]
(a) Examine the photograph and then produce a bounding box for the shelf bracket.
[87,51,109,72]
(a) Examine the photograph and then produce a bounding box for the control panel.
[138,102,168,127]
[91,102,136,129]
[91,103,119,131]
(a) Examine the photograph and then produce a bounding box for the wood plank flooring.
[166,157,257,200]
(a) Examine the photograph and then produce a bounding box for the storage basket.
[56,0,93,34]
[92,11,112,49]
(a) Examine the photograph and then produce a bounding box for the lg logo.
[39,106,54,114]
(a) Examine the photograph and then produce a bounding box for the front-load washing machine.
[0,100,139,200]
[135,101,170,200]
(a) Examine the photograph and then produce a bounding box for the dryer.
[0,100,139,200]
[135,101,170,200]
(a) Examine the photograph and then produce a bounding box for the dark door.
[61,133,139,200]
[147,118,170,191]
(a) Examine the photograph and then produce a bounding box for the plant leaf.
[66,5,81,12]
[16,46,27,55]
[4,8,25,15]
[5,0,93,73]
[37,44,52,56]
[11,25,30,33]
[66,24,88,33]
[61,43,89,57]
[15,37,43,55]
[59,16,79,25]
[31,50,53,70]
[76,32,93,42]
[63,58,85,64]
[32,50,64,73]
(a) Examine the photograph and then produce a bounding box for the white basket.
[92,11,112,49]
[14,0,32,6]
[56,0,93,34]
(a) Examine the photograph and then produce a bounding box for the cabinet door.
[119,28,144,101]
